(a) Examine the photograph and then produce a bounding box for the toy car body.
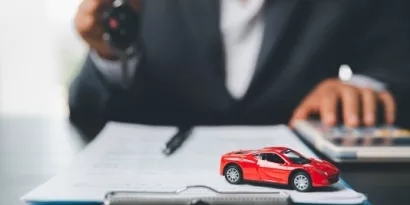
[219,147,339,192]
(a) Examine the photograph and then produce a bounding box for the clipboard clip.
[104,185,291,205]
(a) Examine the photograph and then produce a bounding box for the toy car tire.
[291,171,312,192]
[224,164,243,184]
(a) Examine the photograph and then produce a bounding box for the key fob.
[101,0,141,52]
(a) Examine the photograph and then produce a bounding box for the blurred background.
[0,0,354,119]
[0,0,86,118]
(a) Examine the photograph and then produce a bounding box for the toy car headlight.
[314,169,328,176]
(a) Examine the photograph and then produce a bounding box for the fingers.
[379,91,396,124]
[290,78,396,127]
[320,92,337,126]
[360,88,376,126]
[339,86,359,127]
[75,0,104,39]
[75,0,116,58]
[331,85,395,127]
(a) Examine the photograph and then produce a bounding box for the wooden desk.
[1,117,410,205]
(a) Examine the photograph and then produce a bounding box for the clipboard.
[104,185,291,205]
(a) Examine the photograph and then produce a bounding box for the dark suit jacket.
[69,0,410,129]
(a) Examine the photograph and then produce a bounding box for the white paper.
[21,122,366,204]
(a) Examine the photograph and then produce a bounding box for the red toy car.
[219,147,339,192]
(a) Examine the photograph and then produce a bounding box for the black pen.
[162,127,193,156]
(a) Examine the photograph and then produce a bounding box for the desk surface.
[1,117,410,205]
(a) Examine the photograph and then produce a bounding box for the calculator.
[294,120,410,162]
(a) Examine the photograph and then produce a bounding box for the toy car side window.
[265,153,285,164]
[259,153,267,160]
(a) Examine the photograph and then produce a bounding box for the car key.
[101,0,141,88]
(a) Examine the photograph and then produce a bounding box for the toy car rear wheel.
[291,171,312,192]
[224,165,243,184]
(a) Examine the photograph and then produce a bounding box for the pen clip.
[105,185,287,195]
[104,185,291,205]
[175,185,286,195]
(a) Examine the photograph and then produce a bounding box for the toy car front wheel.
[224,165,243,184]
[291,171,312,192]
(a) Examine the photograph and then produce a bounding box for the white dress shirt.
[90,0,386,99]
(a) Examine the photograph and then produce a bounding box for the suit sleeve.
[351,1,410,127]
[68,49,146,132]
[89,49,139,85]
[346,74,386,92]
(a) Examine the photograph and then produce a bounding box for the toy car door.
[256,153,288,184]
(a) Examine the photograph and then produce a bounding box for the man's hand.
[289,78,396,127]
[74,0,142,59]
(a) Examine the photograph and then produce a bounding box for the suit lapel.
[247,1,301,94]
[257,1,300,68]
[178,0,303,102]
[177,0,237,105]
[179,0,220,31]
[178,0,227,81]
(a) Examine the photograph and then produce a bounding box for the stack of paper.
[21,122,367,204]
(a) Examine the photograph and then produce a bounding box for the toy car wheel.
[291,171,312,192]
[224,165,243,184]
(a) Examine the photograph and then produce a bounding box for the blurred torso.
[117,0,378,125]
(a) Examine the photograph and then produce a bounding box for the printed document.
[21,122,366,204]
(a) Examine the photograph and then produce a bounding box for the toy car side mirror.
[251,155,259,159]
